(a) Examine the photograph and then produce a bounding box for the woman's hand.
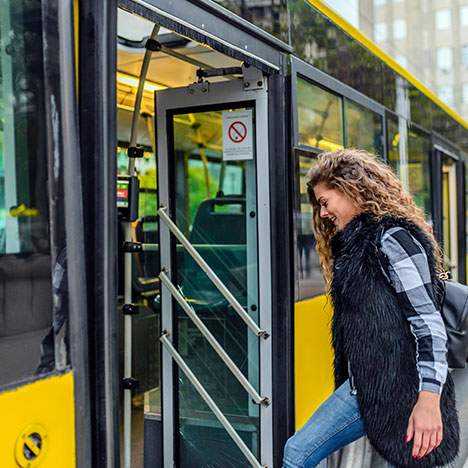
[406,391,443,459]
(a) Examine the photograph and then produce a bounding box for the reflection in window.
[297,77,344,151]
[290,0,388,106]
[407,127,432,220]
[345,99,383,156]
[0,0,58,386]
[386,113,401,176]
[210,0,290,43]
[295,153,325,300]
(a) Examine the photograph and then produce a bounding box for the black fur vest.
[330,213,460,468]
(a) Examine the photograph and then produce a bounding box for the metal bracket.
[122,377,139,391]
[242,63,264,91]
[123,303,139,315]
[145,38,161,52]
[127,146,144,158]
[187,81,210,96]
[196,67,242,80]
[122,241,142,253]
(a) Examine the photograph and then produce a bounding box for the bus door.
[438,147,462,281]
[155,77,273,467]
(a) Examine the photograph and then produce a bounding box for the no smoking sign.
[228,121,247,143]
[222,110,253,161]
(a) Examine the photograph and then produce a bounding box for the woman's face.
[313,182,362,231]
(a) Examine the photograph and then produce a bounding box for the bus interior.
[117,8,260,467]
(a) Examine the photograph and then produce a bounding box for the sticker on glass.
[222,109,253,161]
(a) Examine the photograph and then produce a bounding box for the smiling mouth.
[330,216,337,224]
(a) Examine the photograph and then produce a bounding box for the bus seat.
[0,253,53,385]
[182,197,247,303]
[0,253,52,337]
[189,197,245,245]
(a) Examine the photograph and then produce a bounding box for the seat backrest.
[181,197,247,301]
[189,197,246,245]
[0,253,52,337]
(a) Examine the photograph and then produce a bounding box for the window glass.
[210,0,290,43]
[436,9,451,30]
[374,0,386,5]
[295,152,324,300]
[0,0,60,386]
[374,23,388,42]
[407,127,432,220]
[345,99,383,156]
[462,6,468,26]
[288,0,468,156]
[386,113,401,176]
[296,77,344,151]
[393,19,406,40]
[290,0,386,106]
[437,47,453,71]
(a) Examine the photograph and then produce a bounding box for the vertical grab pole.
[123,23,160,468]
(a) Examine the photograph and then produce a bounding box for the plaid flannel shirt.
[380,226,448,394]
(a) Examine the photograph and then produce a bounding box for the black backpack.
[377,239,468,369]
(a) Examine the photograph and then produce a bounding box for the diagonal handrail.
[160,332,266,468]
[159,271,269,406]
[157,206,269,339]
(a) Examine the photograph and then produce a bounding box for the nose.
[320,205,328,218]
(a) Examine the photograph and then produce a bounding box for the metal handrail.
[160,332,266,468]
[159,271,269,406]
[158,206,269,338]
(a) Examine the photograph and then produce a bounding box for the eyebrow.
[318,196,325,204]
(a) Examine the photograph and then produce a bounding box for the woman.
[283,149,460,468]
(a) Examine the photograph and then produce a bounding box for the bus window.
[295,152,325,300]
[387,113,401,176]
[296,77,344,151]
[344,99,383,156]
[407,126,432,221]
[0,0,63,386]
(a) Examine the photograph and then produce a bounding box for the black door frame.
[82,0,294,466]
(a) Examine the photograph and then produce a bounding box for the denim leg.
[283,379,365,468]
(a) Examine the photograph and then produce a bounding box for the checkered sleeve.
[380,227,448,394]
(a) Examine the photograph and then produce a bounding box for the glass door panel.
[169,106,260,466]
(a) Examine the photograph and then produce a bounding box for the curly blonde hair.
[305,148,444,289]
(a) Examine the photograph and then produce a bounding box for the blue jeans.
[283,379,396,468]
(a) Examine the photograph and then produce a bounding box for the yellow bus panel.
[294,295,335,430]
[0,372,75,468]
